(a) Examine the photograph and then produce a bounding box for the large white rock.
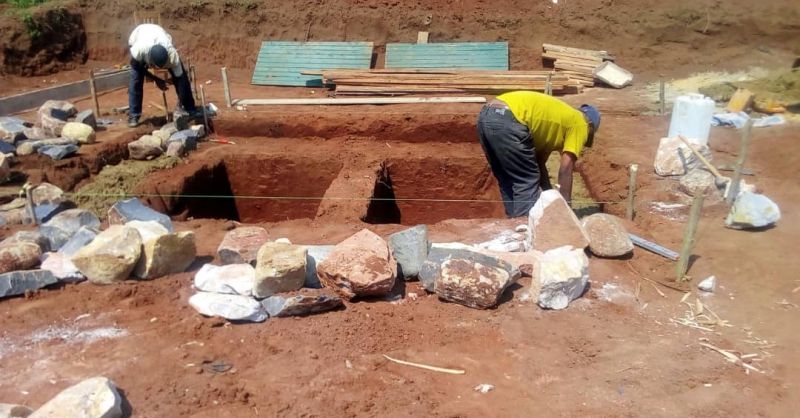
[527,189,589,252]
[124,220,168,243]
[28,376,122,418]
[253,242,307,298]
[725,192,781,229]
[537,246,589,310]
[188,291,267,322]
[60,122,96,144]
[654,136,712,176]
[40,252,85,283]
[71,226,142,285]
[193,263,255,296]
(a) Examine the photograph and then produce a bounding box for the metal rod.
[199,85,210,134]
[629,234,679,261]
[726,119,753,205]
[626,164,638,221]
[221,67,232,108]
[88,69,100,117]
[659,79,666,115]
[676,194,704,282]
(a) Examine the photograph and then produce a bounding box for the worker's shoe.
[127,116,139,128]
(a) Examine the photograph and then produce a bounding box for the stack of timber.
[541,44,616,87]
[304,69,584,96]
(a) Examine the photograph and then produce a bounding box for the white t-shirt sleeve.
[168,47,183,77]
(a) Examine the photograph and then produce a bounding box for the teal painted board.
[386,42,508,70]
[251,41,374,86]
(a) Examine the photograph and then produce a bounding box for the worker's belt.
[485,99,510,110]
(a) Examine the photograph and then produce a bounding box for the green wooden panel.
[251,41,373,86]
[386,42,508,70]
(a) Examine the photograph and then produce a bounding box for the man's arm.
[557,151,577,204]
[536,152,552,190]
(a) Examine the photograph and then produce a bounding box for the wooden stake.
[88,69,100,117]
[545,73,552,96]
[221,67,232,108]
[416,31,429,44]
[659,78,666,115]
[726,119,753,204]
[190,65,199,102]
[160,89,170,122]
[24,183,36,226]
[676,194,704,282]
[383,354,465,375]
[199,85,210,134]
[627,164,638,221]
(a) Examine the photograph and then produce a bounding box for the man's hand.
[154,78,168,91]
[557,152,577,204]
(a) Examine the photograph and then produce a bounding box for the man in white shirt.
[127,23,197,127]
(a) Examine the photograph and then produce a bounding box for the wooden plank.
[234,96,487,106]
[386,42,509,70]
[417,31,429,44]
[542,43,615,60]
[251,41,373,86]
[0,69,130,115]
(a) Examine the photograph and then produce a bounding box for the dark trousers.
[477,106,541,218]
[128,58,196,118]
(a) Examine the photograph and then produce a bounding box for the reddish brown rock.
[581,213,633,258]
[217,226,269,265]
[316,229,397,299]
[0,241,42,274]
[435,258,512,309]
[527,190,589,252]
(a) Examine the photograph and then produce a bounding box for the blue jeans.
[128,58,196,119]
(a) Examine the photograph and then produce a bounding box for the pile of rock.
[1,376,124,418]
[128,122,205,160]
[188,227,345,322]
[4,100,98,162]
[0,198,196,299]
[0,182,72,227]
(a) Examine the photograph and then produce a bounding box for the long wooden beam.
[0,69,130,115]
[234,96,487,106]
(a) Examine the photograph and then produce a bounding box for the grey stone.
[173,113,190,131]
[0,270,57,298]
[28,376,122,418]
[388,225,429,280]
[193,263,254,296]
[654,136,713,177]
[217,226,269,265]
[22,126,47,141]
[39,209,101,251]
[40,252,85,283]
[108,198,173,232]
[0,116,27,144]
[0,208,26,226]
[435,258,512,309]
[38,144,79,160]
[304,245,334,288]
[36,100,76,137]
[71,225,143,285]
[188,291,267,322]
[124,219,168,243]
[537,246,589,310]
[0,403,33,417]
[127,135,163,160]
[75,109,97,130]
[160,122,178,136]
[0,154,9,183]
[58,226,98,257]
[316,229,397,300]
[725,192,781,229]
[581,213,634,258]
[165,141,185,158]
[0,140,16,154]
[698,275,716,293]
[253,242,307,298]
[679,168,717,197]
[61,122,95,144]
[0,230,50,252]
[190,124,206,139]
[262,288,343,317]
[419,244,518,293]
[16,138,78,156]
[528,189,589,252]
[32,182,65,205]
[168,129,199,151]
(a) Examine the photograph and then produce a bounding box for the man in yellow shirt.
[477,91,600,217]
